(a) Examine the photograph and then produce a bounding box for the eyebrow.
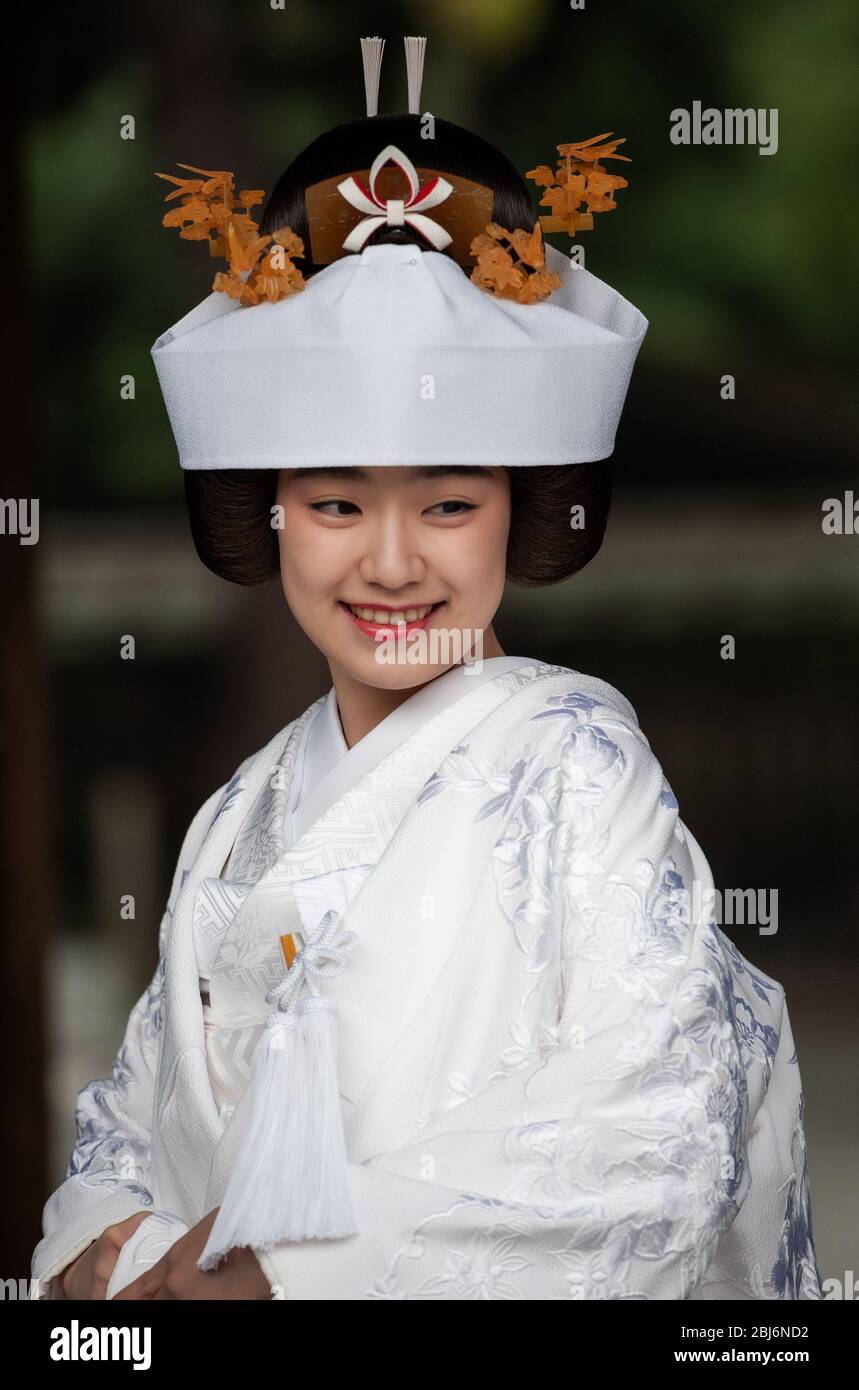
[293,466,495,482]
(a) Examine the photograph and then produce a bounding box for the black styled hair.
[184,114,613,587]
[185,464,611,588]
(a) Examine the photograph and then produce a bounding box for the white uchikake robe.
[31,657,822,1300]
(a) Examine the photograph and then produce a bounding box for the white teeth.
[347,603,433,623]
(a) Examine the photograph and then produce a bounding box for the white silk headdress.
[151,36,647,477]
[152,242,646,471]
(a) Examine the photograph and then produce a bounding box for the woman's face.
[275,465,510,690]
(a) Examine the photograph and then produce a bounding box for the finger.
[110,1278,141,1301]
[112,1265,164,1301]
[112,1280,155,1301]
[92,1261,116,1301]
[104,1213,148,1251]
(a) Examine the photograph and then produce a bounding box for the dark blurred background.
[3,0,856,1291]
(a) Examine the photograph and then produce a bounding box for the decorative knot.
[337,144,454,253]
[265,908,359,1018]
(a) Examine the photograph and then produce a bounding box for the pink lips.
[339,600,443,640]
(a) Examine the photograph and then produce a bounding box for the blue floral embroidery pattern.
[64,1013,160,1207]
[62,921,170,1205]
[769,1092,823,1298]
[659,777,678,810]
[369,681,821,1300]
[209,771,244,827]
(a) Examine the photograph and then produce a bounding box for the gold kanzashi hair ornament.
[154,163,306,306]
[468,222,561,304]
[525,133,631,237]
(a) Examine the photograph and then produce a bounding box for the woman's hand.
[111,1208,272,1300]
[54,1211,152,1300]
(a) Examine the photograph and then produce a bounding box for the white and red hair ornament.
[337,144,455,253]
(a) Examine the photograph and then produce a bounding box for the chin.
[348,655,450,690]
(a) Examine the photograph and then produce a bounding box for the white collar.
[297,686,349,806]
[290,656,536,844]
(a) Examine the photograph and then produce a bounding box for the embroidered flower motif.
[659,777,679,810]
[370,1206,534,1301]
[769,1093,823,1298]
[209,771,245,826]
[532,691,600,723]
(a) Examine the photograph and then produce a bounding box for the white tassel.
[198,910,359,1271]
[404,35,426,116]
[360,36,385,118]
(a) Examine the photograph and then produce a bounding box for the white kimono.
[32,656,822,1300]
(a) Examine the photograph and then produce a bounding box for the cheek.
[277,508,319,577]
[433,511,508,603]
[276,513,321,613]
[486,491,512,544]
[467,496,510,573]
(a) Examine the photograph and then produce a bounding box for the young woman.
[32,94,822,1300]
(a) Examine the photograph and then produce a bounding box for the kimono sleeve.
[255,716,752,1300]
[30,784,224,1298]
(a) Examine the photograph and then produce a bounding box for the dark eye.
[427,500,477,516]
[310,500,360,517]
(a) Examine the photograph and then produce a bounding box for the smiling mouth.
[338,599,445,631]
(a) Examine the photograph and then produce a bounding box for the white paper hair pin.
[360,36,385,117]
[404,34,426,115]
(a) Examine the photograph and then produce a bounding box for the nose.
[357,511,427,590]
